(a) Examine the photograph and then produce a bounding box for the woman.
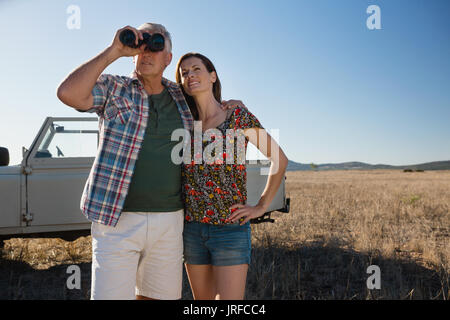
[175,53,288,300]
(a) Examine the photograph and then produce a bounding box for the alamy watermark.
[366,5,381,30]
[66,265,81,290]
[66,5,81,30]
[366,265,381,289]
[170,122,280,175]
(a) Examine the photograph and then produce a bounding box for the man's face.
[133,29,172,78]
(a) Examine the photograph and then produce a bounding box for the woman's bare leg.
[185,264,216,300]
[213,264,248,300]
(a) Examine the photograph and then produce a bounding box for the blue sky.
[0,0,449,166]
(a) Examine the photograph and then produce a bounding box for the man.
[57,23,242,300]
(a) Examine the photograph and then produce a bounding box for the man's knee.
[136,295,159,300]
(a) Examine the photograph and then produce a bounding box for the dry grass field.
[1,169,449,299]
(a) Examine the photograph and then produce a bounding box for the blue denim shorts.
[183,221,251,266]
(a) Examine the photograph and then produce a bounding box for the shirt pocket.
[104,96,133,125]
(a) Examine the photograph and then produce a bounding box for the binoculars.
[119,29,165,52]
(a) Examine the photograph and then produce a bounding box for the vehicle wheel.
[0,147,10,166]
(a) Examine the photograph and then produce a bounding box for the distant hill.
[287,160,450,171]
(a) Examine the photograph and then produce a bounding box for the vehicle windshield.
[35,120,98,158]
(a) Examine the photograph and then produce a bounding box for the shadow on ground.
[246,241,448,300]
[0,231,447,300]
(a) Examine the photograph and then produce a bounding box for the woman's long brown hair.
[175,53,222,121]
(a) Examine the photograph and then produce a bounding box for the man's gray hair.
[137,22,172,53]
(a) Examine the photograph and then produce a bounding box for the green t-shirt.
[122,88,184,212]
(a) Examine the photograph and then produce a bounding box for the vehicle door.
[24,117,98,227]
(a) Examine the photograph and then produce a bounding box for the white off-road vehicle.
[0,117,289,235]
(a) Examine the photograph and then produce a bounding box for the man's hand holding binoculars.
[57,25,168,111]
[109,26,146,58]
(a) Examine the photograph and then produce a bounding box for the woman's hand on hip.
[227,203,266,225]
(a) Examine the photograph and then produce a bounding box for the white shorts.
[90,209,184,300]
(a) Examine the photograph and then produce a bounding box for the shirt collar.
[129,70,143,88]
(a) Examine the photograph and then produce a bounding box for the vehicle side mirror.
[0,147,10,166]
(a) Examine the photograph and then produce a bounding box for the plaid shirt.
[77,71,193,226]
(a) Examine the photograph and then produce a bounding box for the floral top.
[182,107,264,224]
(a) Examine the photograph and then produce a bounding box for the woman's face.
[179,57,216,97]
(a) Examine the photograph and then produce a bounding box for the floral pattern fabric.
[182,107,264,225]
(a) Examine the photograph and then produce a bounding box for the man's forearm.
[57,46,121,108]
